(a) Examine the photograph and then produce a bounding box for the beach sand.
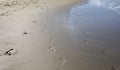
[0,0,120,70]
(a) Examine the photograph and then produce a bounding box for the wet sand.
[0,0,120,70]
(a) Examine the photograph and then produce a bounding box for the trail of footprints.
[33,19,67,66]
[41,23,67,67]
[33,18,66,67]
[47,35,67,67]
[48,37,66,67]
[47,35,55,53]
[82,31,110,57]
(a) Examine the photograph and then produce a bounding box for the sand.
[0,0,120,70]
[0,0,85,70]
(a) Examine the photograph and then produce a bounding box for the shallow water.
[67,0,120,48]
[47,0,120,70]
[90,0,120,15]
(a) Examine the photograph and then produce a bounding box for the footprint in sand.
[83,39,90,45]
[82,32,86,35]
[58,57,66,66]
[111,66,120,70]
[84,40,88,43]
[100,50,109,56]
[48,36,54,42]
[0,12,9,16]
[111,67,116,70]
[49,36,54,42]
[4,49,17,56]
[41,25,47,33]
[48,46,56,53]
[41,30,45,33]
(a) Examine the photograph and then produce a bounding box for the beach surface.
[0,0,120,70]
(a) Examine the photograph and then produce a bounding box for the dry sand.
[0,0,120,70]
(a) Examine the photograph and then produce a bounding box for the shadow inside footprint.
[23,31,28,35]
[111,66,120,70]
[49,47,56,52]
[100,50,108,56]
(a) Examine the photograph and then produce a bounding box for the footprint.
[48,46,56,53]
[111,66,120,70]
[41,30,45,33]
[0,12,9,16]
[48,36,54,42]
[100,50,109,56]
[82,32,86,35]
[111,67,116,70]
[4,49,17,56]
[58,57,66,66]
[84,40,88,43]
